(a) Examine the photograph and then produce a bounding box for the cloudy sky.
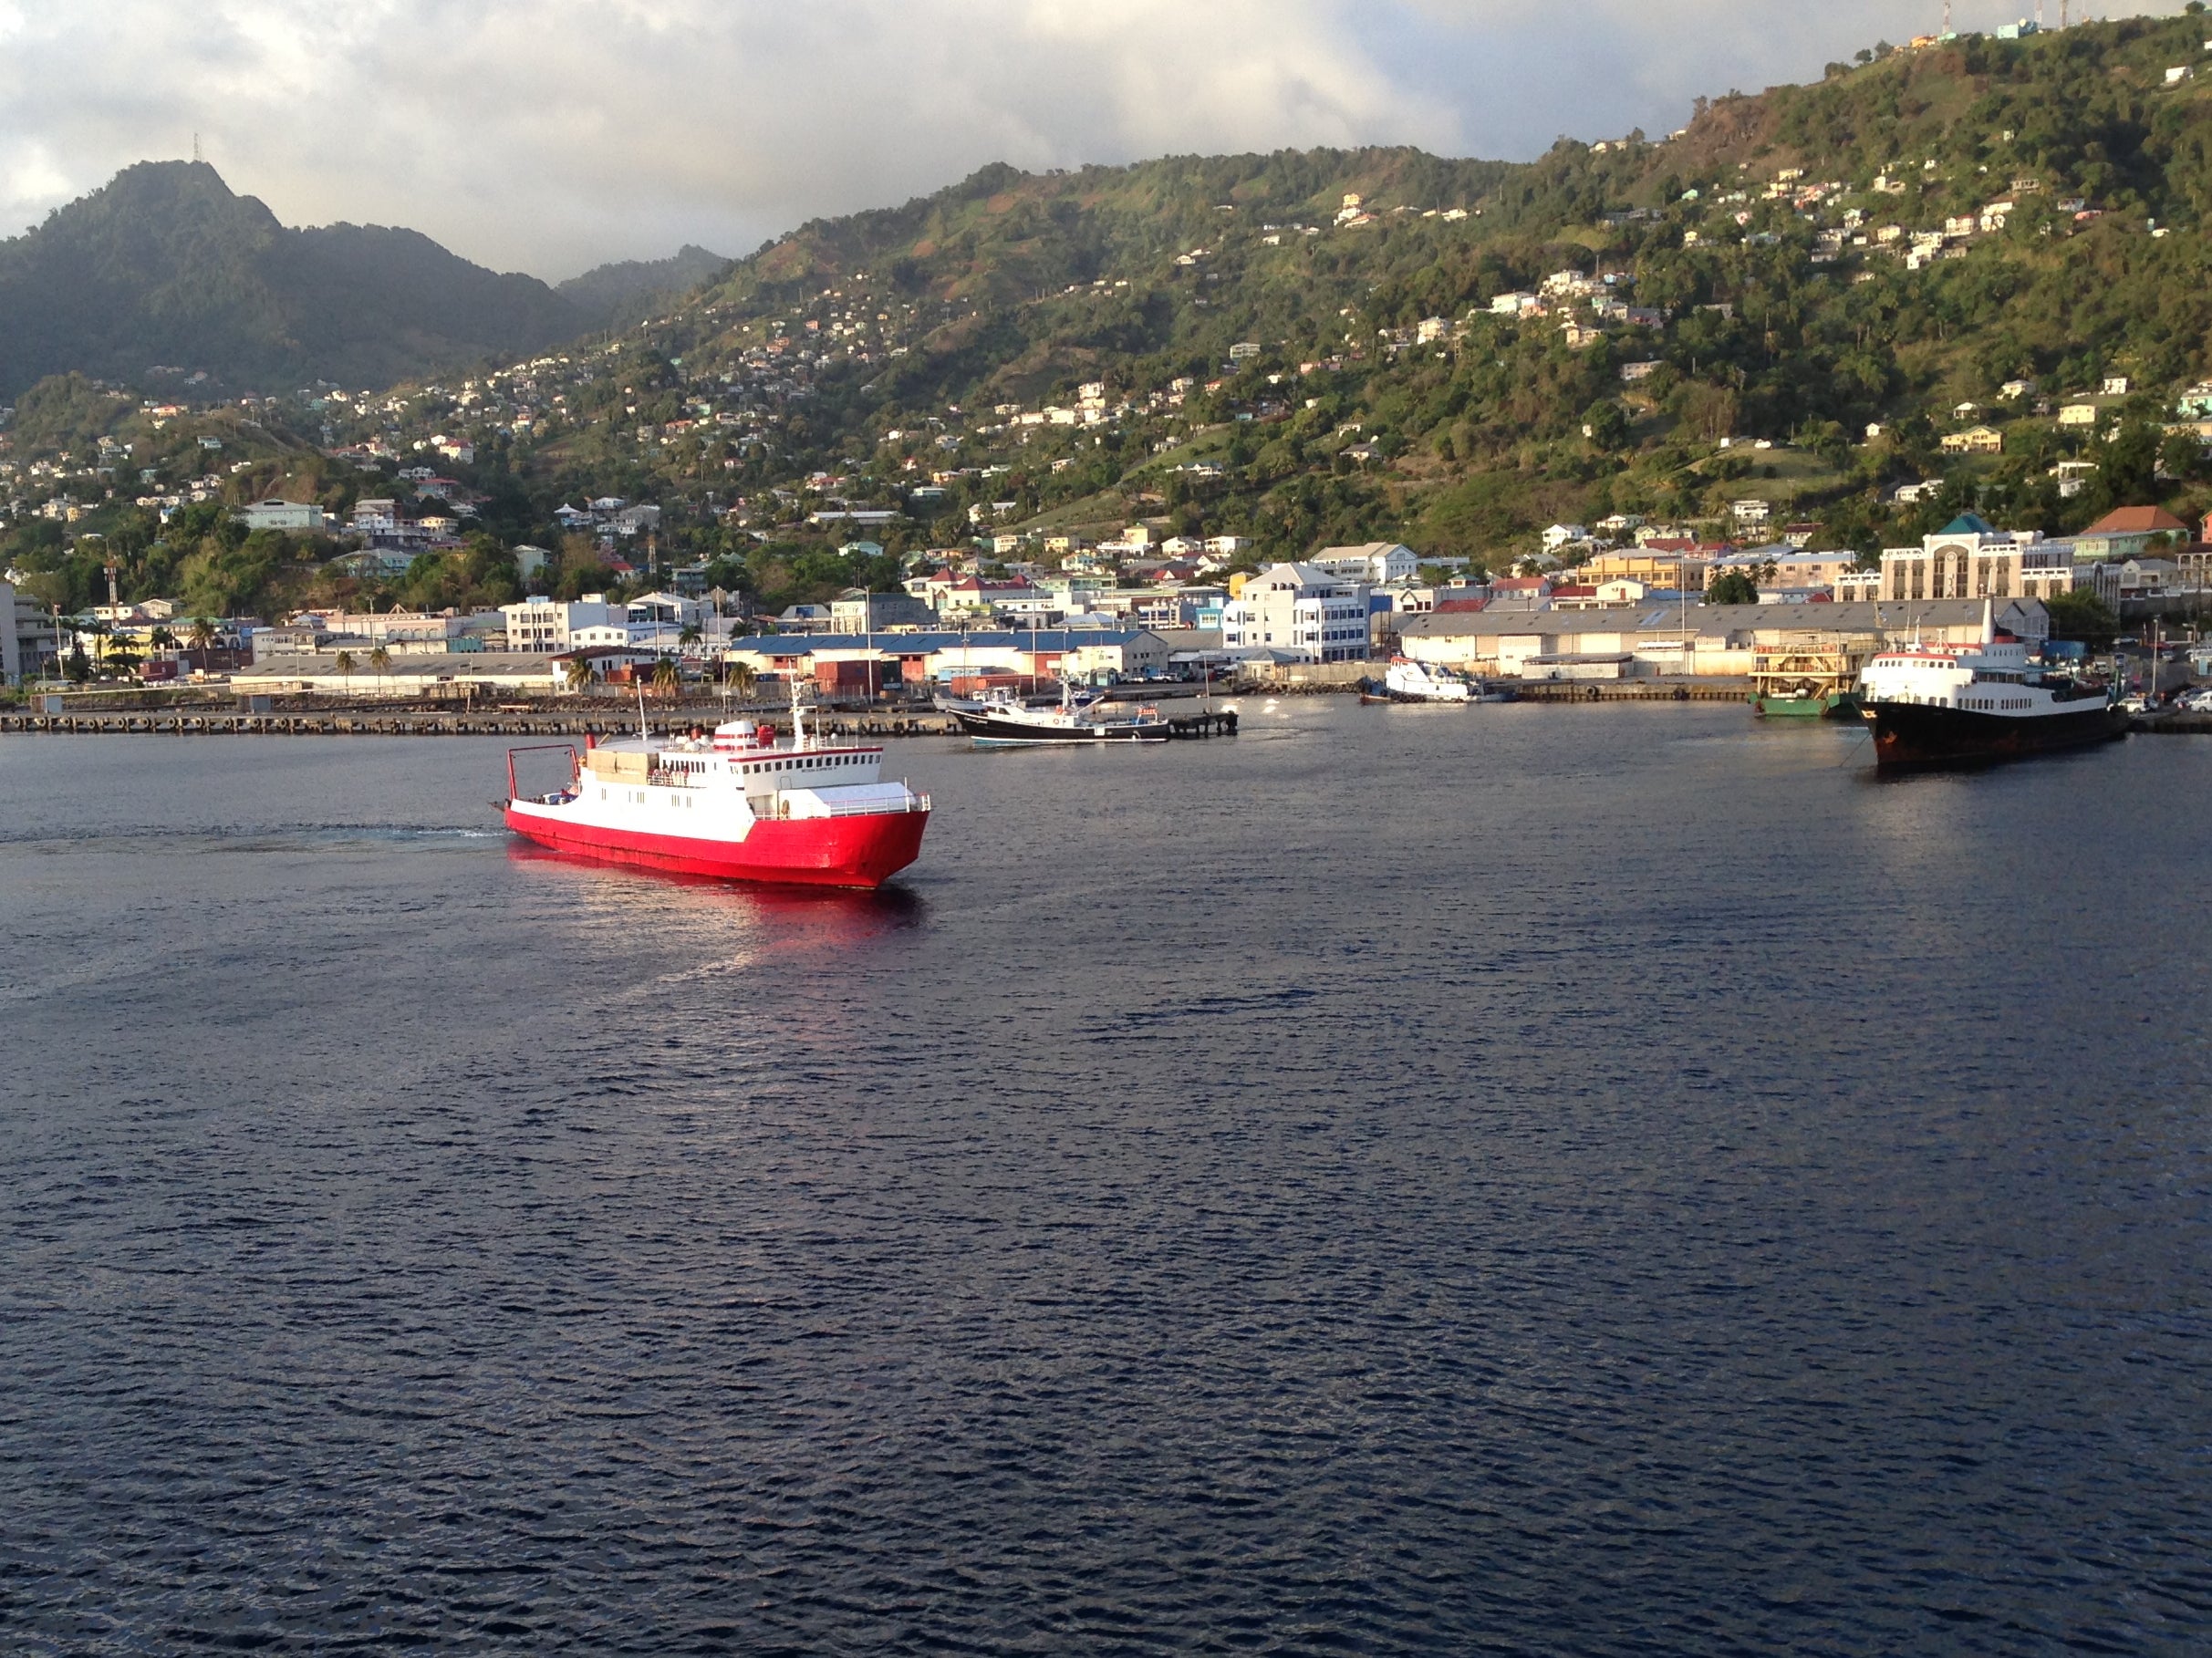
[0,1,2188,282]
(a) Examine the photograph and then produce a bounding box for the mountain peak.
[0,161,588,397]
[556,243,732,327]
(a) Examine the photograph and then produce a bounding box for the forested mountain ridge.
[495,7,2212,567]
[0,162,591,399]
[557,245,732,328]
[20,11,2212,627]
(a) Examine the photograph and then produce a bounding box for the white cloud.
[0,0,2193,280]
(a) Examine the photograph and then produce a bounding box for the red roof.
[1433,597,1490,614]
[2084,506,2188,534]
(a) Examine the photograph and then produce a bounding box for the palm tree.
[564,655,595,694]
[678,621,703,653]
[728,659,758,701]
[189,617,217,668]
[652,655,681,701]
[369,645,391,699]
[334,650,355,697]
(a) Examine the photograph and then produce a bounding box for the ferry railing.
[771,791,931,820]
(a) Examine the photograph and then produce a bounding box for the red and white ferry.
[502,693,930,889]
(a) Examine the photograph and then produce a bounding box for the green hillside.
[19,10,2212,627]
[464,7,2212,577]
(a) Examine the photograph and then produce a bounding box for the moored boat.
[1750,686,1864,719]
[1858,636,2124,769]
[1750,639,1870,720]
[952,682,1172,744]
[1382,657,1476,702]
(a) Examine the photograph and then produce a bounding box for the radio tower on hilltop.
[1942,1,1952,35]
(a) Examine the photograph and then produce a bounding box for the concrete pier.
[0,708,966,739]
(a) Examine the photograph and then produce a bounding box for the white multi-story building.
[1881,515,2081,604]
[569,622,668,651]
[499,596,620,654]
[1311,542,1421,585]
[234,499,327,533]
[1221,563,1371,663]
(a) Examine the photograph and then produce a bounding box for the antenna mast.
[1942,1,1952,36]
[192,132,202,164]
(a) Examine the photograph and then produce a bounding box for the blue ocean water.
[1,703,2207,1653]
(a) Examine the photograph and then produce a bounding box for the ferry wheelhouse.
[502,693,930,888]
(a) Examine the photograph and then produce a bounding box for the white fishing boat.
[1381,657,1475,702]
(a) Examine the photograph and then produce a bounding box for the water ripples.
[2,722,2209,1653]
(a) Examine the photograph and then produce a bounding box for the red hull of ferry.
[504,803,929,890]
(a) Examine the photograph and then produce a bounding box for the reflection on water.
[506,837,928,939]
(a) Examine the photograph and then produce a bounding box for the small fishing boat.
[952,682,1173,744]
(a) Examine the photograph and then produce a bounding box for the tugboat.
[501,686,930,888]
[1858,634,2124,769]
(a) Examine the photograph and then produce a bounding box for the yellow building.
[1582,549,1710,589]
[1939,425,2005,455]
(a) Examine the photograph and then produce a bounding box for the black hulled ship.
[1858,635,2124,769]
